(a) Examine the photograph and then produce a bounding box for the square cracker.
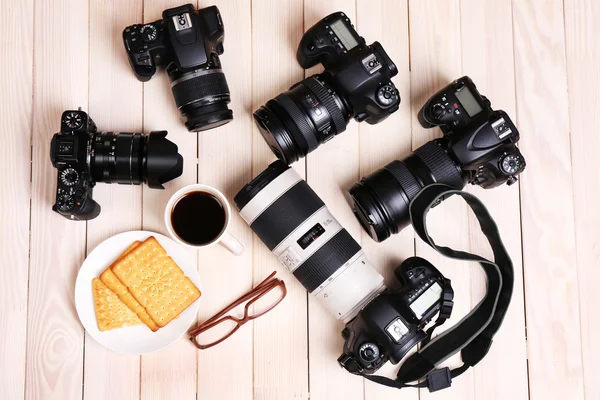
[92,278,142,331]
[111,236,201,328]
[100,241,159,332]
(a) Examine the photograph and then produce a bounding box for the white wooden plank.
[302,1,365,399]
[141,0,199,399]
[0,0,33,398]
[26,0,89,398]
[408,1,475,399]
[354,1,419,399]
[459,1,529,399]
[251,0,309,399]
[512,0,584,398]
[562,0,600,398]
[194,0,254,399]
[83,0,144,399]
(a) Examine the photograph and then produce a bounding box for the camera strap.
[363,184,514,392]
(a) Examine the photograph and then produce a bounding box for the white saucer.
[74,231,200,355]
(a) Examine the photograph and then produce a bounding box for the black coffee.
[171,191,226,245]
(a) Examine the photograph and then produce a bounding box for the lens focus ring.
[384,161,421,200]
[171,70,230,110]
[303,77,346,135]
[274,93,317,152]
[413,141,464,189]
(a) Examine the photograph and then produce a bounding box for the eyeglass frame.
[189,271,287,349]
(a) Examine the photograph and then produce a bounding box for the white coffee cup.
[164,184,244,255]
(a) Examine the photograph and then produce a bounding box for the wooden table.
[1,0,597,399]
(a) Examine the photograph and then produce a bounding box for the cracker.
[100,241,159,332]
[92,278,142,331]
[111,236,201,328]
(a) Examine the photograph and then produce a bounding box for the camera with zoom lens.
[123,4,232,132]
[50,109,183,220]
[235,161,452,376]
[349,76,526,242]
[254,12,400,164]
[338,257,452,375]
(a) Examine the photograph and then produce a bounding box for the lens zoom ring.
[413,141,464,189]
[250,181,325,250]
[384,161,421,200]
[303,77,346,135]
[274,93,316,151]
[171,72,230,110]
[293,229,361,293]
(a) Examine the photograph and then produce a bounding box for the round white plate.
[75,230,201,355]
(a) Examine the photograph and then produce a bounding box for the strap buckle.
[426,368,452,392]
[439,279,454,321]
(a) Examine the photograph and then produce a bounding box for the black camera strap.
[362,184,514,392]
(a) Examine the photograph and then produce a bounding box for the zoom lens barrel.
[90,131,183,189]
[253,75,349,164]
[348,141,465,242]
[235,161,384,322]
[168,65,233,132]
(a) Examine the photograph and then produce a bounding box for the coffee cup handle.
[220,231,244,256]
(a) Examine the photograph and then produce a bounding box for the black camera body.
[50,109,183,221]
[297,12,400,124]
[253,12,400,164]
[349,76,526,242]
[123,4,232,132]
[338,257,453,374]
[418,76,525,188]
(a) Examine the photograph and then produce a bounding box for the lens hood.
[144,131,184,189]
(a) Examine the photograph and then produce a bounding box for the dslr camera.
[50,109,183,220]
[235,162,452,374]
[254,12,400,164]
[338,257,452,374]
[349,76,526,242]
[123,4,232,132]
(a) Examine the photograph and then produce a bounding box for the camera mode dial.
[56,194,75,211]
[377,85,398,106]
[358,342,380,363]
[63,112,83,130]
[500,153,522,175]
[60,168,79,186]
[140,24,158,42]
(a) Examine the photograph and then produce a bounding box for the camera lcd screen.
[297,223,326,250]
[330,20,359,51]
[409,282,442,319]
[455,87,483,117]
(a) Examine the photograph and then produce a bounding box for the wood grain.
[140,1,199,399]
[302,1,366,399]
[408,1,475,399]
[0,0,33,398]
[26,0,89,398]
[353,1,418,399]
[512,0,584,398]
[459,1,529,399]
[195,0,254,399]
[83,0,144,399]
[563,0,600,398]
[251,1,309,399]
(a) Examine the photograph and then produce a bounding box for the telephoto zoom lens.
[348,140,465,242]
[90,131,183,189]
[253,75,349,165]
[234,161,384,322]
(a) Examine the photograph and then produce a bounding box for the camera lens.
[253,75,349,164]
[168,64,233,132]
[235,161,384,322]
[348,141,465,242]
[90,131,183,189]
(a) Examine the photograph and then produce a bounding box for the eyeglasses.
[189,271,287,349]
